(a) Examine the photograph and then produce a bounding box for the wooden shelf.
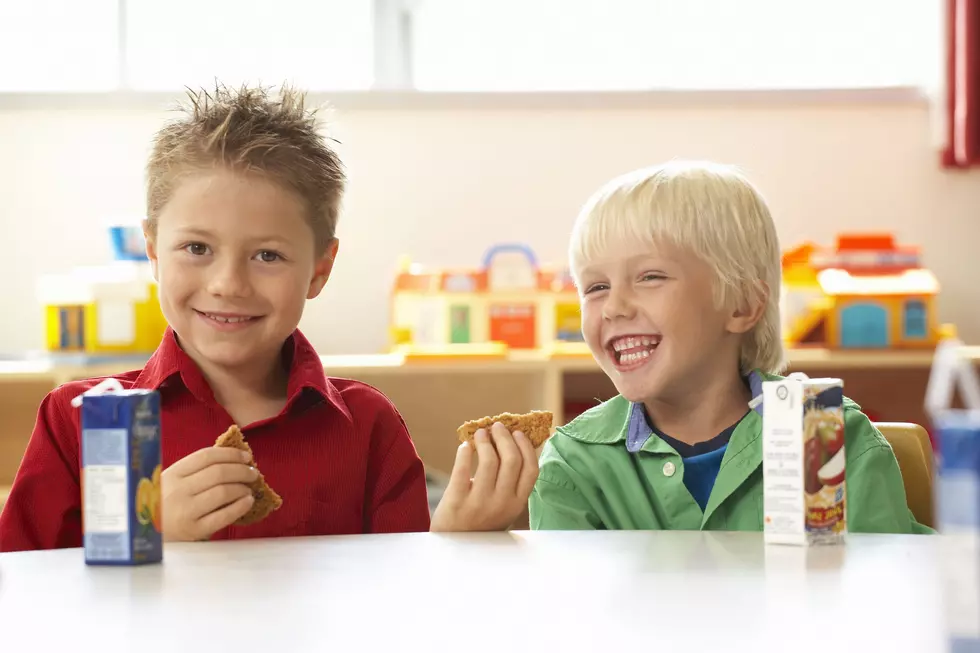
[0,345,975,486]
[781,347,980,370]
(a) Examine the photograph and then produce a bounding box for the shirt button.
[663,461,676,477]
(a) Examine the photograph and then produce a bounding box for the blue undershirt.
[643,412,745,511]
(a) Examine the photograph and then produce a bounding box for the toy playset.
[389,244,586,358]
[37,223,167,359]
[391,234,949,358]
[781,233,948,350]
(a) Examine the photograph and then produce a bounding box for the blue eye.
[256,250,283,263]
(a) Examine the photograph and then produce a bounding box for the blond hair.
[569,160,785,374]
[146,83,345,253]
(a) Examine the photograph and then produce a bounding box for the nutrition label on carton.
[764,428,805,518]
[762,382,806,541]
[81,428,131,560]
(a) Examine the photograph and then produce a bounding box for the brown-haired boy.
[0,85,431,550]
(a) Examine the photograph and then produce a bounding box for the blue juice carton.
[76,380,163,565]
[935,412,980,653]
[926,340,980,652]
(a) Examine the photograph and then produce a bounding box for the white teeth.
[618,349,653,364]
[206,314,253,324]
[611,335,660,366]
[611,336,659,352]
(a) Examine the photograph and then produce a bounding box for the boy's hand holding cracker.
[430,411,551,532]
[160,445,259,542]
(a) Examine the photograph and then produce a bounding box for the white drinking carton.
[762,377,846,546]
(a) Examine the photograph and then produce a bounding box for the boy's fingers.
[514,430,540,501]
[491,423,522,494]
[167,446,250,478]
[471,429,499,497]
[190,482,253,519]
[443,441,475,503]
[184,463,259,496]
[195,494,254,539]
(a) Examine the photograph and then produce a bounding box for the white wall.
[1,95,979,356]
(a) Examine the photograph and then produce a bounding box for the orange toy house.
[782,234,946,350]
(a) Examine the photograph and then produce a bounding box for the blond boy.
[435,161,935,534]
[514,160,930,533]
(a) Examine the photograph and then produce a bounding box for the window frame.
[0,0,935,110]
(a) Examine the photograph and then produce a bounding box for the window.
[0,0,944,94]
[0,0,118,91]
[904,300,928,339]
[410,0,942,92]
[125,0,375,91]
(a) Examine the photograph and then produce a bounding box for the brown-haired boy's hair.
[146,83,345,253]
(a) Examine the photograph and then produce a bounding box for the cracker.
[456,410,554,448]
[214,425,283,526]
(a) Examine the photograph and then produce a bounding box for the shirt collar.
[626,370,767,452]
[132,327,351,421]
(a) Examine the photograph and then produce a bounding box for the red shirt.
[0,328,430,552]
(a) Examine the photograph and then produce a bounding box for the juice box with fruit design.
[80,388,163,565]
[762,377,846,546]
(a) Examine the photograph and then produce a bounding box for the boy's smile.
[145,168,336,381]
[194,309,264,331]
[607,334,662,371]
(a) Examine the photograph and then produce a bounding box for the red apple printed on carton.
[817,447,846,487]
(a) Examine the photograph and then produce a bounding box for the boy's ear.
[726,281,768,335]
[307,238,339,300]
[142,220,159,282]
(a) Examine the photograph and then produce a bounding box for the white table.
[0,531,952,652]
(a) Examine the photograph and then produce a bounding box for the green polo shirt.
[530,372,933,534]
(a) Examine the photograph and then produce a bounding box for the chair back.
[873,422,934,529]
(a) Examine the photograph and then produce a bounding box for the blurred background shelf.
[0,346,975,492]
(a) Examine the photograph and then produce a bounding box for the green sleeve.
[844,409,936,534]
[529,441,603,530]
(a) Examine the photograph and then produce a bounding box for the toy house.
[39,262,167,356]
[37,225,167,357]
[390,244,582,354]
[782,234,944,349]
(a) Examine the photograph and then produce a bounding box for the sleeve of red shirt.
[0,387,84,552]
[362,391,431,534]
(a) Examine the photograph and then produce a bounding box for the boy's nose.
[207,261,253,299]
[602,288,637,321]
